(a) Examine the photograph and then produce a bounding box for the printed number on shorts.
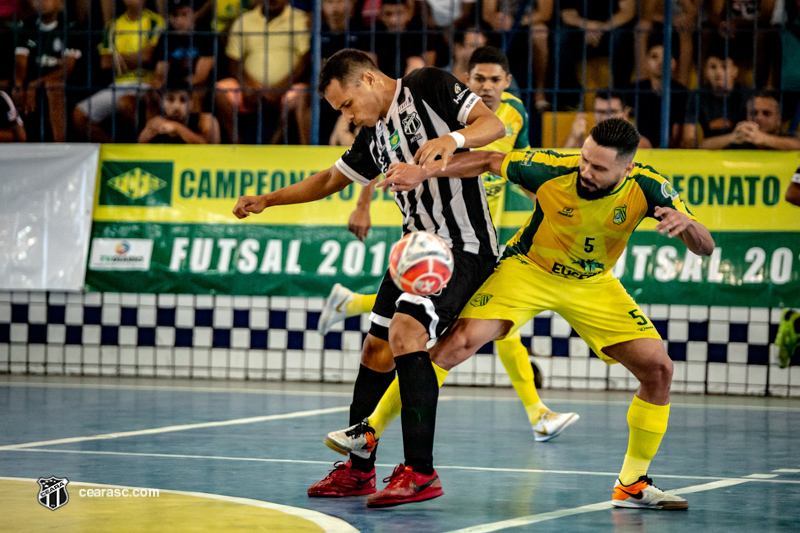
[628,309,648,326]
[584,237,595,253]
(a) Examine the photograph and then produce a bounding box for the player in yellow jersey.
[370,117,714,510]
[319,47,579,448]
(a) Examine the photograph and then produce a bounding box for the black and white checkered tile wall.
[1,291,797,396]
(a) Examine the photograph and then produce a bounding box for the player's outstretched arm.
[232,165,354,219]
[380,151,507,192]
[414,99,505,170]
[654,206,715,256]
[348,179,377,241]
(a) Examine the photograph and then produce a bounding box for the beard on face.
[576,177,615,200]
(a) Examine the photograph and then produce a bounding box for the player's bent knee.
[360,335,395,372]
[388,314,429,357]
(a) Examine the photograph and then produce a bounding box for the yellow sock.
[368,362,449,437]
[345,293,377,316]
[619,395,670,485]
[495,336,547,424]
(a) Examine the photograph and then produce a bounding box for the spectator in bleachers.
[312,0,372,145]
[72,0,164,142]
[682,40,751,148]
[120,0,214,123]
[555,0,636,110]
[446,27,488,83]
[214,0,310,143]
[420,0,476,31]
[0,88,26,141]
[563,89,652,148]
[694,91,800,150]
[638,0,696,87]
[373,0,439,77]
[13,0,81,142]
[629,31,688,148]
[195,0,253,32]
[707,0,774,88]
[482,0,553,112]
[780,0,800,123]
[138,73,219,143]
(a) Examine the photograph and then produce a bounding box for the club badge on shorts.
[38,476,70,511]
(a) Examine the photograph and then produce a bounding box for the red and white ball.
[389,231,454,296]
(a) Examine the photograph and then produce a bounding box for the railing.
[1,1,796,149]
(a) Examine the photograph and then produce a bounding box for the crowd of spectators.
[1,0,800,149]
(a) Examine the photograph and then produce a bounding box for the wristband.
[448,131,465,149]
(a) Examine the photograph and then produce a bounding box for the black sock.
[395,351,438,476]
[349,364,395,472]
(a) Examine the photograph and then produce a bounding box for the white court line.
[0,405,349,451]
[444,478,750,533]
[3,380,799,411]
[0,477,359,533]
[7,448,800,485]
[0,380,354,397]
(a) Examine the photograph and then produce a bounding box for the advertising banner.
[86,145,800,307]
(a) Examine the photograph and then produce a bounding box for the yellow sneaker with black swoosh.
[318,283,355,336]
[612,475,688,510]
[366,464,443,508]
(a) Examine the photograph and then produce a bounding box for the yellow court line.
[1,477,359,533]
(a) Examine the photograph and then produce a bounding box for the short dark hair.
[752,90,780,106]
[593,88,628,107]
[163,71,191,94]
[453,24,488,45]
[705,36,738,64]
[589,118,640,161]
[646,30,679,59]
[318,49,379,97]
[468,46,510,75]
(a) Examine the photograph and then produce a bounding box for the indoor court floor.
[2,375,800,532]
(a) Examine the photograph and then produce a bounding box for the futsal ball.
[389,231,454,296]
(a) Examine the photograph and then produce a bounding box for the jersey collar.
[382,79,403,122]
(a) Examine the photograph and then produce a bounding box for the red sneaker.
[366,464,444,508]
[307,460,376,497]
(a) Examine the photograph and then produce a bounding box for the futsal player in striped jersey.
[233,49,505,507]
[320,47,579,450]
[369,118,715,510]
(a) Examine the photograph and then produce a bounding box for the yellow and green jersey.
[99,10,164,84]
[480,92,530,225]
[501,150,696,281]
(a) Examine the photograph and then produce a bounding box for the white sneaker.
[318,283,355,336]
[324,419,378,459]
[532,410,579,442]
[612,476,689,510]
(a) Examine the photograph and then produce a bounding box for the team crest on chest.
[402,112,422,136]
[613,205,627,225]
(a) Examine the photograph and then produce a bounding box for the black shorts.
[368,250,498,341]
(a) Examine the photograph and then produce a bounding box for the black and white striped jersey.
[334,67,499,257]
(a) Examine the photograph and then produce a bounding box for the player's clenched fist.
[233,195,268,219]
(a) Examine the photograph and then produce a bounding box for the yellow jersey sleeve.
[632,164,696,221]
[501,150,580,194]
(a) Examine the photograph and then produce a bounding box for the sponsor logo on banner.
[38,476,69,511]
[89,239,153,271]
[99,161,173,206]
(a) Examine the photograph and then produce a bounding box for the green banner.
[85,145,800,307]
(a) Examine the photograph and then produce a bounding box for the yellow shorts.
[459,255,661,363]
